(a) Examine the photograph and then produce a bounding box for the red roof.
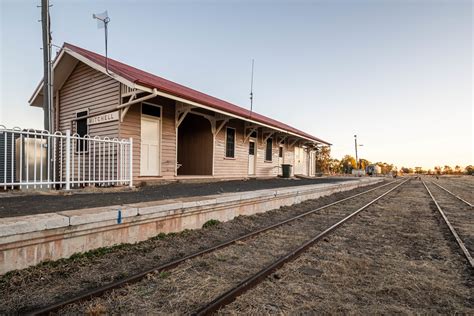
[64,43,330,145]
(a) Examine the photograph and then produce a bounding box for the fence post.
[65,129,71,190]
[129,137,133,187]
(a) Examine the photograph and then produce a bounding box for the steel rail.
[24,179,398,315]
[430,180,473,208]
[422,180,474,269]
[193,178,410,315]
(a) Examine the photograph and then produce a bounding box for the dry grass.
[223,180,473,314]
[0,181,389,314]
[57,182,399,314]
[435,176,474,204]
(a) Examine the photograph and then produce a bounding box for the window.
[76,110,88,152]
[142,103,161,117]
[279,146,283,158]
[265,138,273,161]
[249,141,255,155]
[225,127,235,158]
[250,131,257,138]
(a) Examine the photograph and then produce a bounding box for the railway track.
[422,179,474,269]
[192,179,409,315]
[25,179,403,315]
[431,180,473,207]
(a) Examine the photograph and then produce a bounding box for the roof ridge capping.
[45,42,331,145]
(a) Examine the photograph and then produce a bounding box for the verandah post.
[129,137,133,187]
[65,129,71,190]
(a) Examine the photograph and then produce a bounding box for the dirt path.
[0,177,357,218]
[43,182,401,314]
[0,180,386,314]
[222,179,473,314]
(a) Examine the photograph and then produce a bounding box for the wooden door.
[140,116,161,176]
[278,145,284,175]
[248,139,256,175]
[301,148,308,175]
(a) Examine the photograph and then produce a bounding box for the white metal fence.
[0,126,133,190]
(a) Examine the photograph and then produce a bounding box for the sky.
[0,0,472,170]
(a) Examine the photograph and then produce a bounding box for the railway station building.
[28,43,330,182]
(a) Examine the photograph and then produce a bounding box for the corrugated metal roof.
[64,43,330,145]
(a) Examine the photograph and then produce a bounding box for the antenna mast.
[93,11,111,75]
[250,59,254,114]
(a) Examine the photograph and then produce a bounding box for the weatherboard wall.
[55,60,312,182]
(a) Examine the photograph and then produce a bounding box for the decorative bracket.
[278,134,288,145]
[120,88,158,122]
[289,138,300,147]
[212,119,229,136]
[244,126,258,143]
[263,130,275,143]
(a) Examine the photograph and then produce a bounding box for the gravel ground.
[51,181,401,314]
[425,179,474,255]
[0,180,389,314]
[0,177,358,218]
[222,179,473,314]
[433,176,473,205]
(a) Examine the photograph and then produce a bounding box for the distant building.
[366,164,382,176]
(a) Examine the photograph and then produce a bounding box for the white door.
[140,116,160,176]
[278,145,283,175]
[294,147,300,174]
[248,139,256,175]
[295,147,308,175]
[302,148,308,175]
[309,151,315,176]
[295,147,303,174]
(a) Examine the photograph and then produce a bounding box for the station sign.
[87,111,119,125]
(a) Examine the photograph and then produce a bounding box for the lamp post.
[354,135,358,169]
[354,135,364,169]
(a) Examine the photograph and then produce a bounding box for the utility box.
[15,137,49,188]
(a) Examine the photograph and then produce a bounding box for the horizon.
[1,0,472,170]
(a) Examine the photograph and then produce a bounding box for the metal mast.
[250,59,254,114]
[41,0,53,131]
[93,11,111,75]
[354,134,359,169]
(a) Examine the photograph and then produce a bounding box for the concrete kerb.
[0,213,70,238]
[0,178,383,274]
[58,206,138,226]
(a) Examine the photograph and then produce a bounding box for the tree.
[315,146,331,173]
[376,162,394,175]
[465,165,474,175]
[328,158,341,174]
[443,165,453,174]
[340,155,356,174]
[414,167,424,174]
[434,166,442,175]
[359,159,370,170]
[454,165,462,174]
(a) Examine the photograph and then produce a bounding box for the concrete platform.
[0,177,359,218]
[0,177,383,275]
